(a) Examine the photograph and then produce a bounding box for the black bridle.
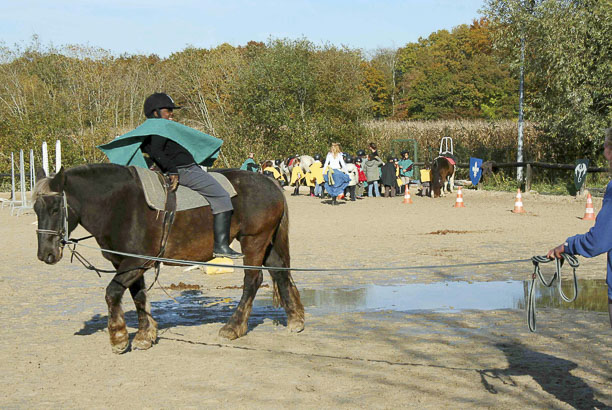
[35,192,70,246]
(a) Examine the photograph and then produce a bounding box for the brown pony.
[431,156,455,198]
[33,164,304,354]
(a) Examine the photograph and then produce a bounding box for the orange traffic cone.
[453,186,465,208]
[403,185,413,204]
[512,189,525,213]
[582,192,595,220]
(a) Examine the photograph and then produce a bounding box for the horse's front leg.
[219,236,266,340]
[129,276,158,350]
[449,171,455,193]
[105,262,146,354]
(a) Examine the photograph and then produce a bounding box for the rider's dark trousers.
[177,164,233,214]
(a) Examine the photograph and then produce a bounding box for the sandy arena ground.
[0,187,611,408]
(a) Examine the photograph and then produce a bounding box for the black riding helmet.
[345,156,353,164]
[357,149,366,156]
[313,154,321,161]
[144,93,182,118]
[275,159,282,166]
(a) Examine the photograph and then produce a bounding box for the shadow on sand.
[480,342,607,409]
[74,290,287,336]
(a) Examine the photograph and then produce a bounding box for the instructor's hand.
[169,174,179,192]
[547,244,565,260]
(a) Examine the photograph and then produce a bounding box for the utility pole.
[517,36,525,182]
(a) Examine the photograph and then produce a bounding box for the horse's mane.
[33,163,131,200]
[33,177,58,200]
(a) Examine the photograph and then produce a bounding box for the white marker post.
[29,149,35,192]
[20,150,26,206]
[42,141,49,176]
[55,139,61,172]
[10,152,15,201]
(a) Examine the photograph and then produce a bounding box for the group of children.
[256,144,415,203]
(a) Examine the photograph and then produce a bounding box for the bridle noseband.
[36,192,70,246]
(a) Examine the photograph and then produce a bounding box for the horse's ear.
[48,167,66,192]
[35,167,47,181]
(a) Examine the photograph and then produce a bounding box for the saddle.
[442,156,456,166]
[132,166,237,212]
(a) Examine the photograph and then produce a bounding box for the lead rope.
[527,253,579,332]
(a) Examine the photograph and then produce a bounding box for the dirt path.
[1,189,610,408]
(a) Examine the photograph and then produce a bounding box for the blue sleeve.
[566,182,612,257]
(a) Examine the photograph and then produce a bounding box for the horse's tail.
[270,195,291,308]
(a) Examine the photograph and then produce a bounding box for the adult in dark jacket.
[548,127,612,327]
[140,93,243,259]
[380,157,397,197]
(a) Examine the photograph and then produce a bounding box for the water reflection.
[147,279,608,327]
[253,279,608,314]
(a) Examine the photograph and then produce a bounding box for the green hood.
[98,118,223,168]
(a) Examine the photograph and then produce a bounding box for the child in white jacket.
[344,156,359,201]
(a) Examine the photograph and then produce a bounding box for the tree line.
[0,0,609,173]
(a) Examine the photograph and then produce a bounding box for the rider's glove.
[169,174,179,192]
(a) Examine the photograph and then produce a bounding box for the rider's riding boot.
[213,211,244,259]
[292,185,300,196]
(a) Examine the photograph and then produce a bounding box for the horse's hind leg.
[266,248,304,333]
[218,235,267,340]
[129,276,158,350]
[105,263,146,354]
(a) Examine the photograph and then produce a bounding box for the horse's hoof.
[111,340,130,354]
[132,336,153,351]
[219,324,243,340]
[287,318,305,333]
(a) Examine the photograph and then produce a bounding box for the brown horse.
[431,156,455,198]
[33,164,304,354]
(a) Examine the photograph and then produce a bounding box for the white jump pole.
[55,139,61,172]
[29,149,35,192]
[42,141,49,176]
[19,149,26,206]
[10,152,15,201]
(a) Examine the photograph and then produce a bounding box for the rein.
[36,180,177,289]
[527,253,579,332]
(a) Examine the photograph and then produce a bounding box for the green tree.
[482,0,612,162]
[395,20,517,120]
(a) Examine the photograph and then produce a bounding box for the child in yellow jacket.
[290,158,303,196]
[262,160,283,182]
[308,154,324,197]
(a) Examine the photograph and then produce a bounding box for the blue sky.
[3,0,484,57]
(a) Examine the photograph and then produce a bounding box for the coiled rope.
[527,254,579,332]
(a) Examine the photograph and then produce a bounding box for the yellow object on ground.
[206,257,234,275]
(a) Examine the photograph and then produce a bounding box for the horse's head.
[431,158,443,198]
[33,168,67,264]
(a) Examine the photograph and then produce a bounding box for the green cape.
[97,118,223,168]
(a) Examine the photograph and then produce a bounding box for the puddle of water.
[254,279,609,314]
[146,279,607,327]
